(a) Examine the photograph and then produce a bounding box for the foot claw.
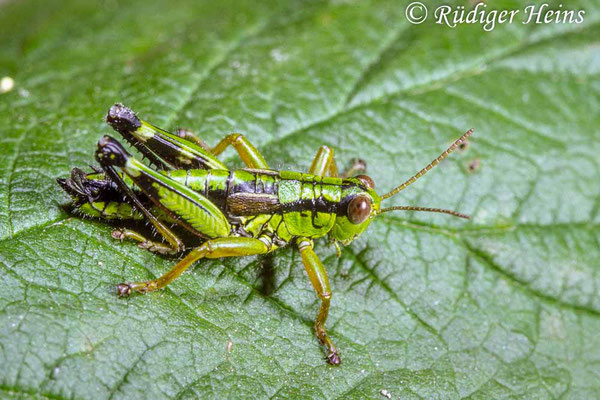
[325,350,341,366]
[117,283,132,297]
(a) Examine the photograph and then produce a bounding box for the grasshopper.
[58,104,473,365]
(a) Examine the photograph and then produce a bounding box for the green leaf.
[1,0,599,398]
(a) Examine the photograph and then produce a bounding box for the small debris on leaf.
[467,158,481,173]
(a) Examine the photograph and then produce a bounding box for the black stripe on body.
[281,194,340,214]
[201,170,227,211]
[232,173,256,194]
[310,177,327,229]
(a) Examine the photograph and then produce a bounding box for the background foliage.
[0,0,599,398]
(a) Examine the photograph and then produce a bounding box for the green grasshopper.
[58,104,473,365]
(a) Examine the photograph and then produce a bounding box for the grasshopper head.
[331,175,381,246]
[331,129,475,247]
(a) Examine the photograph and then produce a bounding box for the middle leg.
[211,134,269,169]
[309,146,338,177]
[176,130,270,170]
[308,145,366,178]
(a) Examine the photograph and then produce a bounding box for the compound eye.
[347,195,372,224]
[356,175,375,189]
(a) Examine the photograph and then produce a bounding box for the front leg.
[341,158,366,178]
[297,237,341,365]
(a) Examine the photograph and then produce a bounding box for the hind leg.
[117,237,270,295]
[106,103,227,170]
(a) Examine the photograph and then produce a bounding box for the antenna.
[379,205,470,219]
[381,128,474,200]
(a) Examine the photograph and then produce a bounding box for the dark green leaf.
[1,0,599,398]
